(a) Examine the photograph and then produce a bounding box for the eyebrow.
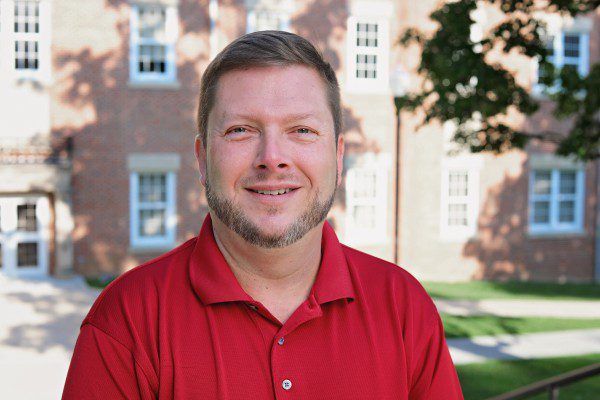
[218,112,319,125]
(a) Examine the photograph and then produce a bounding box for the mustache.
[240,172,299,185]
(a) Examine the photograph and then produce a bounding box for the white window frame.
[440,168,480,241]
[528,168,585,235]
[544,31,590,77]
[345,166,388,245]
[129,3,178,85]
[531,14,592,94]
[0,0,51,82]
[346,15,389,93]
[246,0,293,33]
[129,171,177,248]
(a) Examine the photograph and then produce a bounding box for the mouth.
[247,188,298,196]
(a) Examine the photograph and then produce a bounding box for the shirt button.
[282,379,292,390]
[277,337,285,345]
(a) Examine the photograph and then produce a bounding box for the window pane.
[254,9,285,31]
[0,244,2,269]
[139,173,166,202]
[356,54,377,79]
[448,203,468,226]
[533,201,550,223]
[14,1,39,33]
[533,171,551,195]
[15,40,39,70]
[449,171,468,197]
[138,6,166,40]
[356,23,378,47]
[563,34,580,58]
[138,44,166,73]
[352,170,377,199]
[17,204,37,231]
[352,205,376,229]
[558,200,575,223]
[559,171,576,194]
[139,209,166,237]
[17,242,38,267]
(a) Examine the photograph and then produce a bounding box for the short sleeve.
[62,324,157,400]
[409,313,463,399]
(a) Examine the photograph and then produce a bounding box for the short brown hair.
[197,30,342,146]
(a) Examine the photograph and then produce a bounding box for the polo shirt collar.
[189,215,355,306]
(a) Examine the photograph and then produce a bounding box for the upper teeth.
[255,188,292,195]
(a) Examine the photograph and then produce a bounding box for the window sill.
[527,230,587,239]
[127,80,181,90]
[129,244,176,254]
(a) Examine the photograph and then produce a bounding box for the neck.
[210,213,323,323]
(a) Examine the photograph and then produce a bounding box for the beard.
[205,177,336,249]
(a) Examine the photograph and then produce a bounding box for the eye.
[291,127,318,141]
[224,126,255,140]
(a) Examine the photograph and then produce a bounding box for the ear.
[194,134,207,186]
[336,134,344,187]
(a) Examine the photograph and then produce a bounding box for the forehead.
[210,65,332,125]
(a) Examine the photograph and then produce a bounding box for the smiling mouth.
[248,188,297,196]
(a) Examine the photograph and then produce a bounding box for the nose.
[253,131,290,171]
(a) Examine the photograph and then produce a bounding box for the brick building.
[0,0,598,282]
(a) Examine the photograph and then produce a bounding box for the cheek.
[207,147,249,188]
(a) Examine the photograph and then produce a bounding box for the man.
[63,31,463,399]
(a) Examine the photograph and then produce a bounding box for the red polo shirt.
[63,216,463,399]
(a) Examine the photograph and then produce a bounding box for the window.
[129,3,178,84]
[246,0,292,33]
[0,0,50,79]
[535,31,590,92]
[130,171,176,248]
[345,166,387,244]
[440,169,479,239]
[529,169,584,234]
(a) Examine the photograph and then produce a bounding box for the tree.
[398,0,599,160]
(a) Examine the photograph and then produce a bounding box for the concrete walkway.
[448,328,600,365]
[0,276,599,399]
[0,275,100,400]
[435,298,600,319]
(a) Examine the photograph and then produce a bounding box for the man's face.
[195,65,344,248]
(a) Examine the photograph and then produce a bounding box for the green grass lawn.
[423,281,600,301]
[442,314,600,339]
[457,354,600,400]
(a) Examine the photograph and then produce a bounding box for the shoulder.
[342,245,438,321]
[82,238,197,345]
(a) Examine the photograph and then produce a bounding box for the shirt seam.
[87,238,197,321]
[84,321,159,394]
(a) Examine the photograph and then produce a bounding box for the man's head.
[197,30,342,147]
[195,31,343,248]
